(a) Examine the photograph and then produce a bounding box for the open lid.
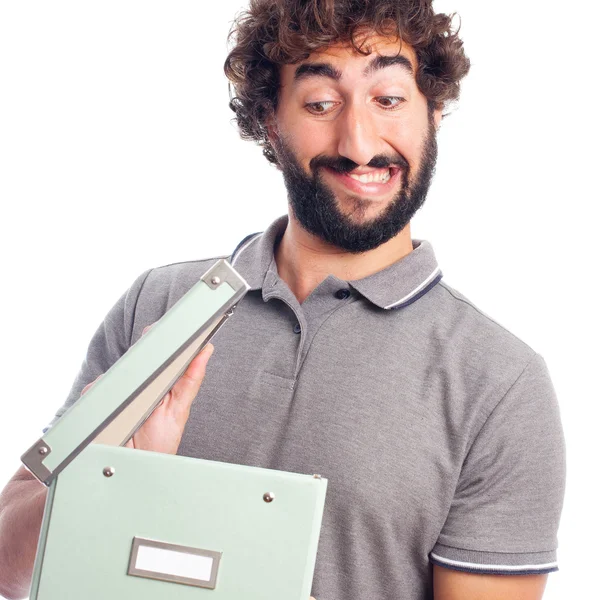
[21,259,249,486]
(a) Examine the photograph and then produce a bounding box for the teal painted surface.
[34,444,327,599]
[42,279,236,473]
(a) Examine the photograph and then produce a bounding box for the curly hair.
[224,0,470,165]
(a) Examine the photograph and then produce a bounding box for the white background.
[0,1,597,598]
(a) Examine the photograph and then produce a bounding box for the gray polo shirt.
[47,215,566,599]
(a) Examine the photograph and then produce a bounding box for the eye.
[305,101,337,115]
[375,96,405,110]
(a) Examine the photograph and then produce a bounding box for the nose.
[336,101,380,167]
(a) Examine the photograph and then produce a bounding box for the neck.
[274,210,414,304]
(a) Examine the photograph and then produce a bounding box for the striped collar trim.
[381,265,442,310]
[230,215,442,311]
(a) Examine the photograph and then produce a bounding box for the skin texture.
[122,326,214,454]
[0,469,46,600]
[433,566,548,600]
[272,119,437,254]
[267,31,550,599]
[268,33,442,304]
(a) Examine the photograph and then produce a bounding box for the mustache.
[309,153,409,174]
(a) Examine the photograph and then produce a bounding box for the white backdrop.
[0,1,597,598]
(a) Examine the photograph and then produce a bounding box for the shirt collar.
[230,215,442,311]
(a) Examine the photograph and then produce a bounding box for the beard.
[272,116,438,253]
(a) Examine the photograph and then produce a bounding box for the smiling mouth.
[323,166,402,196]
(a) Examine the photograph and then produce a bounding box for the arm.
[433,565,548,600]
[430,354,565,588]
[0,466,47,600]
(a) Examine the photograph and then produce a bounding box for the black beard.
[273,117,438,253]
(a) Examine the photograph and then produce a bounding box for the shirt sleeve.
[42,268,153,433]
[429,353,566,575]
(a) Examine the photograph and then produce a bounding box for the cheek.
[293,119,332,147]
[282,120,335,166]
[384,120,430,168]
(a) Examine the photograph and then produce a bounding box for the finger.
[166,343,214,420]
[80,373,103,396]
[142,322,156,336]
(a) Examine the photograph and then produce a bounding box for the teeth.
[348,169,391,184]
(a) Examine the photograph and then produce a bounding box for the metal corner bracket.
[201,259,249,293]
[21,438,53,485]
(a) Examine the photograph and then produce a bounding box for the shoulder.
[128,255,229,340]
[144,255,229,297]
[418,279,551,432]
[429,278,537,365]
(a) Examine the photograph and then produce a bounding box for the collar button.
[334,289,350,300]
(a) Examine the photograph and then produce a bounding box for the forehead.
[280,33,418,85]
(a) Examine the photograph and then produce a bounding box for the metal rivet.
[38,446,48,456]
[263,492,275,503]
[211,276,221,285]
[103,467,115,477]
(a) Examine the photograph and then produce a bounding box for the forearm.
[0,479,47,600]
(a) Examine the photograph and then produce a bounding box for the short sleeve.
[430,353,566,575]
[42,268,153,433]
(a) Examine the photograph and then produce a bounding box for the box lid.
[21,259,249,485]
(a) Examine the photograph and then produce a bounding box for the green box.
[21,259,328,600]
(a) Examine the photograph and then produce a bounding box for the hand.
[81,323,214,455]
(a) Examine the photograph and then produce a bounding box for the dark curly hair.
[224,0,470,165]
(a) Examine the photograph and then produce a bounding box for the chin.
[337,195,394,221]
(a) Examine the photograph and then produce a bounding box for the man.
[0,1,565,599]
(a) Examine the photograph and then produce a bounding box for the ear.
[264,112,283,169]
[265,111,279,145]
[433,107,443,130]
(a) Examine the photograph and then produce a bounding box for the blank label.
[135,545,214,581]
[128,537,221,589]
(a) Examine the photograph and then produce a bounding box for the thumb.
[142,322,156,336]
[166,343,214,419]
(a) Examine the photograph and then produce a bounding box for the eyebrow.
[293,54,414,84]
